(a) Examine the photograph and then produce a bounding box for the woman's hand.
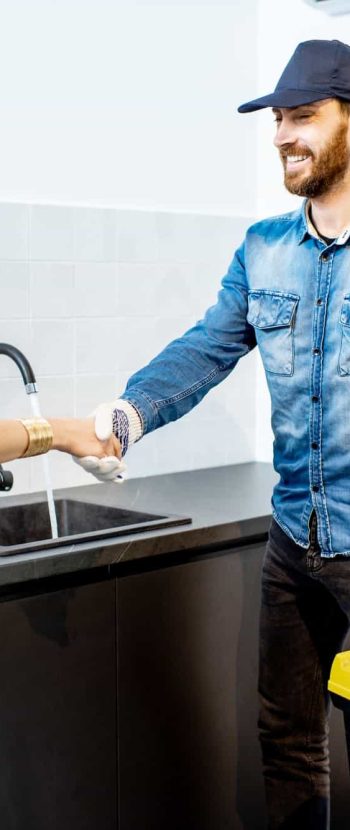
[49,418,122,460]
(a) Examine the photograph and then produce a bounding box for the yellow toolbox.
[328,651,350,711]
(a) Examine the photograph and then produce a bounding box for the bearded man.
[76,39,350,830]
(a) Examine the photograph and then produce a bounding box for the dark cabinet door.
[0,578,117,830]
[117,542,268,830]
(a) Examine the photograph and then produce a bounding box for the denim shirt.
[122,199,350,557]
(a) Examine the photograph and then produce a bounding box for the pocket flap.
[340,296,350,327]
[247,290,299,329]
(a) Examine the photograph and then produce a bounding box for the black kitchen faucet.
[0,343,38,492]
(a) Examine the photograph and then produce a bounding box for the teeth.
[286,155,309,163]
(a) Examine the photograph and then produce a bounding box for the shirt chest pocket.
[247,290,299,376]
[338,296,350,376]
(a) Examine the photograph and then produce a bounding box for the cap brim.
[237,89,335,114]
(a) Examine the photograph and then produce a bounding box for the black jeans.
[259,511,350,829]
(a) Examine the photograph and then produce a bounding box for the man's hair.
[338,99,350,116]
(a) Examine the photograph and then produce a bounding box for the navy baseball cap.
[238,39,350,114]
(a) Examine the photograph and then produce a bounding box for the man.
[75,39,350,829]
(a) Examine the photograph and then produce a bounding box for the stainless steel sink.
[0,498,191,556]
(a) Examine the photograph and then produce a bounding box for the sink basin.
[0,498,191,556]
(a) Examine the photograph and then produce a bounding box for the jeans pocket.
[247,289,299,376]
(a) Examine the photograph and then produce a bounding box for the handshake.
[73,399,142,483]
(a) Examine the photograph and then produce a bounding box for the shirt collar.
[296,199,312,245]
[297,198,350,247]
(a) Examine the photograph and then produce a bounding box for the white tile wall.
[30,320,75,376]
[0,202,257,496]
[75,318,120,375]
[0,264,29,318]
[30,206,75,261]
[74,209,118,262]
[74,263,119,317]
[0,204,28,260]
[118,263,205,318]
[116,210,159,263]
[74,374,121,417]
[30,263,74,317]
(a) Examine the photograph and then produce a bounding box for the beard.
[280,119,350,198]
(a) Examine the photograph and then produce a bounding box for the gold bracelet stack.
[19,418,54,458]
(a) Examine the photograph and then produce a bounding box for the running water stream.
[29,393,58,539]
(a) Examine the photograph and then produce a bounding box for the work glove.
[73,453,127,483]
[73,401,129,483]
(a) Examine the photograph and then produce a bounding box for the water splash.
[29,393,58,539]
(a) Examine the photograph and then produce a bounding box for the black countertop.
[0,462,278,589]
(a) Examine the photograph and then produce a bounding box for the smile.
[285,155,311,168]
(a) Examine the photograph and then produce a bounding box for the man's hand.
[67,399,138,483]
[72,453,127,482]
[63,401,126,484]
[50,417,127,483]
[93,402,116,442]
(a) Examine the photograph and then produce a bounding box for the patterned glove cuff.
[111,399,143,444]
[112,408,130,457]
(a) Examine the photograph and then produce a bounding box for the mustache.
[279,145,313,160]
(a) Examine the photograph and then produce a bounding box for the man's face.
[273,99,350,197]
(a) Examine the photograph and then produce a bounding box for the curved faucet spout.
[0,343,37,394]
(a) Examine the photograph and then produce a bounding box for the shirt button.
[312,485,319,493]
[313,348,320,355]
[312,396,319,403]
[316,298,323,305]
[311,442,319,450]
[321,253,329,261]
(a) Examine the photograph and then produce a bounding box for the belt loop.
[309,509,318,551]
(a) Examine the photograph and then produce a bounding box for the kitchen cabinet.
[117,541,267,830]
[0,577,117,830]
[0,465,348,829]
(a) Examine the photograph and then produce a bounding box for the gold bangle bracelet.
[19,418,54,458]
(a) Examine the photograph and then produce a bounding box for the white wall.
[0,0,258,216]
[0,0,262,496]
[254,0,350,462]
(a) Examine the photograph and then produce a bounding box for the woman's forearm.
[0,420,30,462]
[0,418,121,464]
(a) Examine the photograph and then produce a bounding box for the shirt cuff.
[112,399,143,444]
